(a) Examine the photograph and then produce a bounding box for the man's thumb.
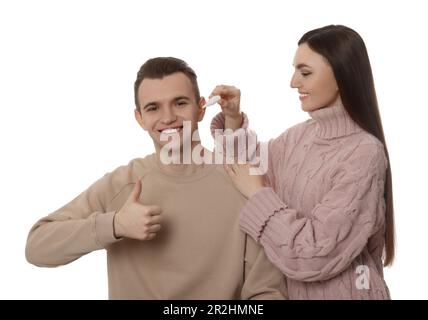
[128,179,142,202]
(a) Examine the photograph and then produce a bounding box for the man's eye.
[146,106,158,112]
[177,101,188,107]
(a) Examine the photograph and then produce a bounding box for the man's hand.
[210,85,243,131]
[114,179,162,241]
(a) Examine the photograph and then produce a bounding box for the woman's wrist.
[225,112,243,131]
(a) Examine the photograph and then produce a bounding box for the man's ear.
[134,109,147,131]
[197,97,206,122]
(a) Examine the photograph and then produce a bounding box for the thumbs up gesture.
[113,179,162,241]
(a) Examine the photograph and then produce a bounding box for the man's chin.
[154,139,183,152]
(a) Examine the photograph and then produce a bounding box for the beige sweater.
[25,152,287,299]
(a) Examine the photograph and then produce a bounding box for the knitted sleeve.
[210,111,283,186]
[210,111,252,160]
[240,142,388,282]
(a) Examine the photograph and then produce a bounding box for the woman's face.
[290,43,341,112]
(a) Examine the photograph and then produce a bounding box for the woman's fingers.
[224,164,236,177]
[210,85,240,99]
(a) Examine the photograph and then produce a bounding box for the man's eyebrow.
[174,96,191,101]
[141,96,191,110]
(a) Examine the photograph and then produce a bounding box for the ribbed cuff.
[210,111,249,135]
[95,211,122,247]
[211,112,255,160]
[240,187,287,242]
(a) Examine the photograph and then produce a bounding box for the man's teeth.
[161,128,180,134]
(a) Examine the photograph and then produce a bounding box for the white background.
[1,0,427,299]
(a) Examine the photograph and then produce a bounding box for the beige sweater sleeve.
[25,162,137,267]
[241,235,288,300]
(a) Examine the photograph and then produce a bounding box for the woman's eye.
[301,72,311,77]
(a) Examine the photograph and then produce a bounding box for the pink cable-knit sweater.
[211,104,391,299]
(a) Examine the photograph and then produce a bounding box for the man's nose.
[161,106,177,124]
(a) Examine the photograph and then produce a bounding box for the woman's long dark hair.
[299,25,395,266]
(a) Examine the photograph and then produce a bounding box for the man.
[25,57,287,299]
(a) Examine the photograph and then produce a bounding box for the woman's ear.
[134,109,147,131]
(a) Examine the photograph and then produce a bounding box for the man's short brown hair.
[134,57,201,110]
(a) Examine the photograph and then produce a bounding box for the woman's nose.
[290,72,299,89]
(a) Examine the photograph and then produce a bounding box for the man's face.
[135,72,205,153]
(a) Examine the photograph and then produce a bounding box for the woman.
[210,25,394,299]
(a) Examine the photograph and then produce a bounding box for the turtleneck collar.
[308,104,363,139]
